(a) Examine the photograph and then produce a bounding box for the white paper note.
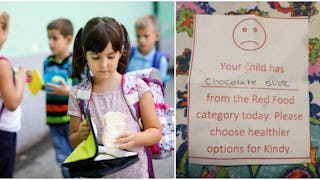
[188,15,310,165]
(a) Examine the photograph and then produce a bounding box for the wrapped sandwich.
[102,112,127,148]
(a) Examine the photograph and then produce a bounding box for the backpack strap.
[152,51,162,69]
[0,103,4,120]
[129,47,135,61]
[121,68,164,122]
[43,56,51,71]
[152,51,169,69]
[121,71,156,178]
[76,79,93,119]
[121,73,140,122]
[126,47,136,73]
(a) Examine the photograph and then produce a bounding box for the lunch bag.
[62,109,139,178]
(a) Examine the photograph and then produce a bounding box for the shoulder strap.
[121,72,155,177]
[0,55,7,60]
[126,47,136,73]
[68,54,73,72]
[0,55,11,67]
[152,51,169,69]
[121,73,140,123]
[0,55,18,85]
[62,54,72,70]
[0,103,4,120]
[121,68,162,126]
[129,47,135,61]
[77,79,93,119]
[43,56,51,77]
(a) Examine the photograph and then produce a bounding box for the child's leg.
[0,130,17,178]
[49,123,73,178]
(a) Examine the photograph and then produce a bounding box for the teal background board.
[0,1,174,64]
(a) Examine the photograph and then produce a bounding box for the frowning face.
[232,18,266,51]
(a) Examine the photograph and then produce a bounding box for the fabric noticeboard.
[176,2,320,178]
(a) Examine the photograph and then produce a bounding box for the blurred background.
[0,1,174,178]
[1,2,174,66]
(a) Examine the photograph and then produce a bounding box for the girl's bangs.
[83,24,122,53]
[83,25,108,53]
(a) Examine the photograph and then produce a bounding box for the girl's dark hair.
[71,17,130,80]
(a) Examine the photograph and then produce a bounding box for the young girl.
[68,17,162,178]
[0,10,27,178]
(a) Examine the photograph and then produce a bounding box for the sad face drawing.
[232,18,266,51]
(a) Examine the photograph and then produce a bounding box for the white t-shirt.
[0,55,22,132]
[0,96,22,132]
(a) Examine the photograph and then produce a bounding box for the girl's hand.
[114,131,138,150]
[15,67,27,84]
[26,70,32,82]
[79,120,90,140]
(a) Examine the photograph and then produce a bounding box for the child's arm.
[45,81,71,96]
[0,60,26,111]
[69,115,90,147]
[115,91,162,149]
[68,86,90,147]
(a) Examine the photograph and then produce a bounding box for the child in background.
[68,17,162,178]
[43,18,76,178]
[0,10,28,178]
[126,15,170,84]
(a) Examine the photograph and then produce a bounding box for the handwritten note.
[188,15,310,165]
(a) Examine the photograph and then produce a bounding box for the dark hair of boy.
[47,18,73,37]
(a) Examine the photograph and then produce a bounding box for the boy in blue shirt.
[126,15,170,84]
